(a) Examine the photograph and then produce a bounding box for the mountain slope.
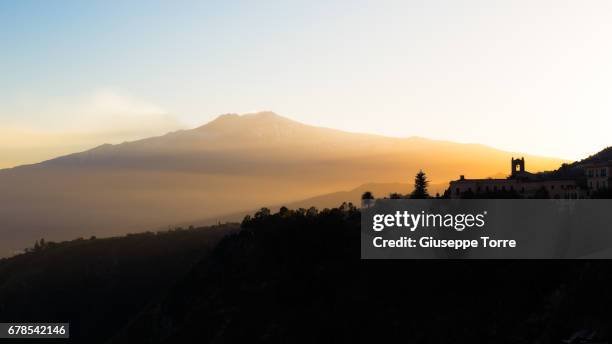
[0,112,565,256]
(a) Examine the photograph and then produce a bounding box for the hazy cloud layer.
[0,89,184,168]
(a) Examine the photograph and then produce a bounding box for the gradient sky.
[2,0,612,167]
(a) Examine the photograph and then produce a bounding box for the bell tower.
[511,157,525,177]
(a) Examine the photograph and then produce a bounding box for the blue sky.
[2,0,612,167]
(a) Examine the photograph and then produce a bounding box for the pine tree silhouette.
[410,170,430,199]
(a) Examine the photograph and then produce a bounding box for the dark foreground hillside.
[1,206,611,343]
[0,224,238,343]
[112,205,611,344]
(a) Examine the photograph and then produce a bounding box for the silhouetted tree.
[306,207,318,217]
[279,206,290,217]
[241,215,252,226]
[389,192,403,199]
[254,208,271,219]
[339,202,356,212]
[361,191,374,200]
[410,170,430,199]
[31,238,48,252]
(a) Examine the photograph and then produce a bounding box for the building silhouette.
[447,157,612,199]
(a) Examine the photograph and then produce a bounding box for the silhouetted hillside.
[1,205,611,343]
[0,223,238,344]
[110,206,610,344]
[535,147,612,183]
[577,146,612,165]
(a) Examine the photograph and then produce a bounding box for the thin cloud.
[0,89,185,168]
[57,89,183,136]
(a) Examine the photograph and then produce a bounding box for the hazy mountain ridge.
[0,112,566,256]
[192,182,449,226]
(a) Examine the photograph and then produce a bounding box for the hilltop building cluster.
[448,157,611,199]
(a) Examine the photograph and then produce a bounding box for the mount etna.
[0,112,564,256]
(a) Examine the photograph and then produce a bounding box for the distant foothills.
[0,111,607,256]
